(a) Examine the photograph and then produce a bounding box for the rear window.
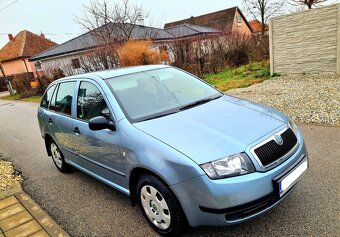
[54,82,76,116]
[41,85,56,109]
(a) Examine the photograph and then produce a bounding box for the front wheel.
[137,175,185,236]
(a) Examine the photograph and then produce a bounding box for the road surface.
[0,99,339,237]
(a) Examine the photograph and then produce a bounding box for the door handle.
[48,118,53,124]
[73,127,80,135]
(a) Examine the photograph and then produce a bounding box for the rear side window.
[77,81,109,121]
[41,85,56,109]
[54,82,76,115]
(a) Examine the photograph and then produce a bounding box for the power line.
[0,0,20,12]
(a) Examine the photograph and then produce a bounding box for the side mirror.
[89,116,116,131]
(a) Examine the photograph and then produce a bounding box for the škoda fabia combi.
[37,65,308,236]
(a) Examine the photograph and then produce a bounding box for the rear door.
[71,80,126,188]
[46,81,78,160]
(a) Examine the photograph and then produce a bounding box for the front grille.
[254,128,298,167]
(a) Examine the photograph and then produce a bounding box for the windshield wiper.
[141,110,179,122]
[180,95,222,111]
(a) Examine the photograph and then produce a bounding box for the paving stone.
[15,192,47,219]
[37,215,69,237]
[29,230,50,237]
[0,203,25,221]
[4,220,42,237]
[0,197,18,211]
[0,211,33,232]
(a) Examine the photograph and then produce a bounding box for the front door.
[71,80,126,188]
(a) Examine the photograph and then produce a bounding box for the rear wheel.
[137,175,185,236]
[49,140,73,173]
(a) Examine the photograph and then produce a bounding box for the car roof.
[54,65,171,83]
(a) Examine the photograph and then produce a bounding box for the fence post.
[337,4,340,75]
[269,18,274,76]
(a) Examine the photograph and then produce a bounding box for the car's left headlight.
[200,153,255,179]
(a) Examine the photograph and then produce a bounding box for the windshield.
[106,67,221,122]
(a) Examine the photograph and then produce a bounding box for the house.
[29,22,223,75]
[29,23,174,76]
[249,20,269,36]
[164,7,252,35]
[0,30,57,80]
[29,7,252,77]
[165,24,221,38]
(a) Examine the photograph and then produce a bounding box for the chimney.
[8,34,13,41]
[40,31,45,38]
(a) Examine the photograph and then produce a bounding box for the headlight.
[200,153,255,179]
[288,118,298,134]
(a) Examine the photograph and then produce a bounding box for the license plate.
[278,158,308,196]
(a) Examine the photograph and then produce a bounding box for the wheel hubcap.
[140,185,171,230]
[50,143,62,168]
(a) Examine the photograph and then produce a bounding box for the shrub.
[11,73,32,94]
[168,33,269,76]
[36,75,53,93]
[117,41,166,66]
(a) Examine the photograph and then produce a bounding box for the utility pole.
[0,61,14,96]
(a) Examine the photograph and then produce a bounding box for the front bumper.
[171,133,308,227]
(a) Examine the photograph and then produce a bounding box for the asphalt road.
[0,99,339,237]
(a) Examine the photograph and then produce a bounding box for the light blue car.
[37,65,308,236]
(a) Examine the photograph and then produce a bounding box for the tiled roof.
[164,7,251,33]
[165,24,221,38]
[30,23,174,61]
[0,30,57,62]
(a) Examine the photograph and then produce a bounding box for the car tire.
[48,139,73,173]
[137,174,185,236]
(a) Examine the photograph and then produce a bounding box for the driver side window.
[77,81,109,121]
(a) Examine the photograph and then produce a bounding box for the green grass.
[203,61,272,92]
[1,94,42,103]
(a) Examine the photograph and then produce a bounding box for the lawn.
[203,61,272,92]
[1,94,42,103]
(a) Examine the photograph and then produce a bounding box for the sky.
[0,0,338,48]
[0,0,240,47]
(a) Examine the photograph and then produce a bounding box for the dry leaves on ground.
[0,155,23,191]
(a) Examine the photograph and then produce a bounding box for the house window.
[34,61,42,71]
[71,58,81,69]
[237,16,242,27]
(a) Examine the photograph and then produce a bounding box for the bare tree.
[286,0,330,9]
[73,0,148,72]
[77,0,146,42]
[242,0,285,36]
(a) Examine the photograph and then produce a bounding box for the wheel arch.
[44,133,54,156]
[129,167,177,207]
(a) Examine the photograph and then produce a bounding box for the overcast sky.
[0,0,241,47]
[0,0,338,48]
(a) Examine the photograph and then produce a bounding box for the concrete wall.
[269,4,340,74]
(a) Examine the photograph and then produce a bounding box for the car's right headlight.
[200,153,255,179]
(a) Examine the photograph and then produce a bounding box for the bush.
[11,73,32,94]
[168,33,269,76]
[117,41,167,66]
[36,75,53,93]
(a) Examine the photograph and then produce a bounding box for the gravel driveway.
[227,73,340,126]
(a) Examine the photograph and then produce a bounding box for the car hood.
[133,95,287,164]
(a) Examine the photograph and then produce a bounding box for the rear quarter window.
[41,85,56,109]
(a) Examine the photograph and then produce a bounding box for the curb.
[0,192,69,237]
